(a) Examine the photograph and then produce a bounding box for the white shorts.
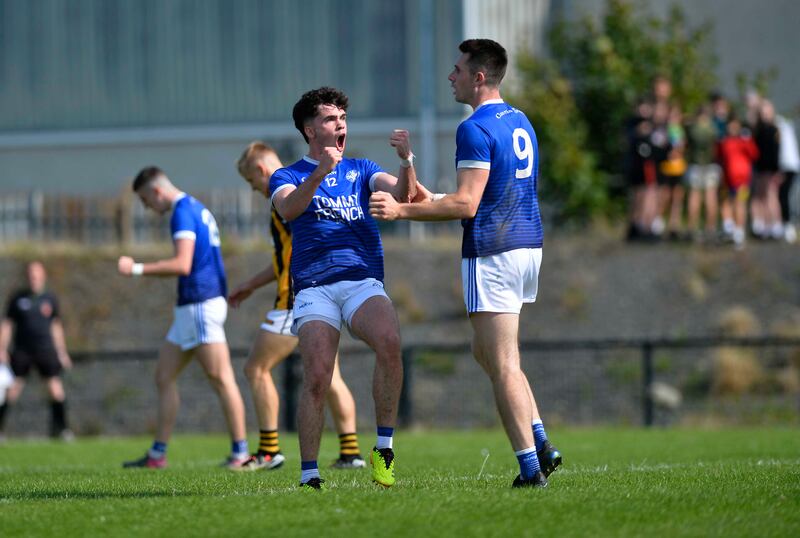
[166,296,228,351]
[292,278,389,335]
[260,309,294,336]
[462,248,543,314]
[686,164,722,190]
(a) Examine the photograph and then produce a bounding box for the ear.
[474,71,486,85]
[304,123,315,141]
[256,161,271,178]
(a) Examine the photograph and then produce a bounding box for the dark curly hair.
[292,87,349,143]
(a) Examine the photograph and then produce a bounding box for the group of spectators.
[626,77,800,248]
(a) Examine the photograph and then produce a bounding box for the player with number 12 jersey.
[456,99,543,259]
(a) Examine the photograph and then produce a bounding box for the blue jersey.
[455,100,543,258]
[270,156,385,291]
[170,194,227,305]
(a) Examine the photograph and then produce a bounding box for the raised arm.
[273,148,341,221]
[371,129,418,202]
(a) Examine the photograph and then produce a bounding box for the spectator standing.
[776,114,800,242]
[685,105,722,242]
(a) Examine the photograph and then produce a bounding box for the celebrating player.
[119,167,249,469]
[270,87,425,489]
[369,39,561,488]
[229,142,365,471]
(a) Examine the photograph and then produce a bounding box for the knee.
[244,360,268,383]
[304,365,333,401]
[373,328,401,358]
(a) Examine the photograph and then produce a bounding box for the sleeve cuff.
[456,160,491,170]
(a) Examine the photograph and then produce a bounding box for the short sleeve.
[362,159,385,192]
[5,293,19,321]
[456,121,492,170]
[49,294,60,319]
[170,203,196,242]
[269,168,297,197]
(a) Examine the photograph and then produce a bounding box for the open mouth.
[336,134,345,152]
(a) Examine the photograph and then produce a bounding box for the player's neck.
[470,89,503,111]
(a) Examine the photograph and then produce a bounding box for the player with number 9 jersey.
[171,194,227,306]
[456,99,543,259]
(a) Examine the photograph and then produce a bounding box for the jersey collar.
[302,155,320,165]
[172,192,187,209]
[474,98,505,112]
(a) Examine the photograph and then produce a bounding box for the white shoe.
[784,223,797,243]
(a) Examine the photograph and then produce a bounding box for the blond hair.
[236,141,277,177]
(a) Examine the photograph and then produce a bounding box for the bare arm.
[0,319,11,364]
[273,148,341,221]
[228,262,278,308]
[118,238,195,277]
[369,167,489,221]
[50,319,72,369]
[372,130,418,202]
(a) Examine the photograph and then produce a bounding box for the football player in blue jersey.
[270,87,426,490]
[118,167,250,470]
[228,141,366,471]
[369,39,561,488]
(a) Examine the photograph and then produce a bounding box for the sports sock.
[0,402,9,431]
[338,432,360,457]
[148,441,167,459]
[231,439,248,458]
[50,400,67,434]
[515,447,541,480]
[258,429,280,455]
[376,426,393,450]
[301,460,320,483]
[532,419,548,452]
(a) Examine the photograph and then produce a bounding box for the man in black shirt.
[0,261,73,440]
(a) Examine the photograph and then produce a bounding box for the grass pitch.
[1,428,798,537]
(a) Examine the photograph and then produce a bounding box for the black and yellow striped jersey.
[269,208,293,310]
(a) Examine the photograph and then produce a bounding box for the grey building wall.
[0,0,471,195]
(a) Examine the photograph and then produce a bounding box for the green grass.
[1,428,799,537]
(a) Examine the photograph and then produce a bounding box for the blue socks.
[532,420,548,452]
[148,441,167,459]
[376,426,394,449]
[515,447,541,480]
[301,460,320,483]
[232,439,249,458]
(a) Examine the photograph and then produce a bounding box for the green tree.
[511,0,719,223]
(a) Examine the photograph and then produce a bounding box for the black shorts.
[10,348,62,378]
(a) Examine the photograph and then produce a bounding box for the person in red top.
[718,116,759,248]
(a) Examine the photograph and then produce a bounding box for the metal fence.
[4,336,799,437]
[0,190,274,244]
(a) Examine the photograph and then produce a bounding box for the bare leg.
[687,188,701,232]
[349,296,403,429]
[45,376,65,402]
[194,342,247,441]
[704,186,719,233]
[470,312,534,452]
[297,321,339,462]
[244,330,297,431]
[154,343,193,443]
[327,354,357,434]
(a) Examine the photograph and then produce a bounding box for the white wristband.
[131,263,144,276]
[432,193,446,201]
[400,153,415,168]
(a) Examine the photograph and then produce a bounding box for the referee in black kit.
[0,261,74,441]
